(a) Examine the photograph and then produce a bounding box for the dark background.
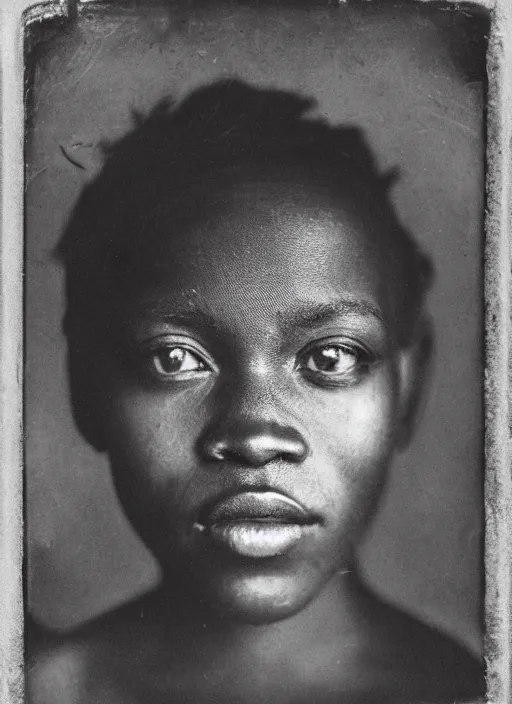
[25,0,486,653]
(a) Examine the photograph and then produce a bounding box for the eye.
[298,342,371,387]
[148,345,210,380]
[305,345,357,374]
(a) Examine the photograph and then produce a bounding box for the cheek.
[318,367,398,456]
[102,383,204,491]
[306,370,398,522]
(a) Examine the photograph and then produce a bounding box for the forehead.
[110,176,405,341]
[136,179,391,298]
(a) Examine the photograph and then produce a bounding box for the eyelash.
[296,339,373,388]
[139,337,374,388]
[140,339,214,383]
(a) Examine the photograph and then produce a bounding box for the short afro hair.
[56,78,432,346]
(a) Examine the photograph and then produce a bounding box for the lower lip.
[204,521,308,558]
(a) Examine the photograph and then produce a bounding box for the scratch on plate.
[73,22,127,86]
[59,145,86,170]
[420,108,478,136]
[26,167,48,187]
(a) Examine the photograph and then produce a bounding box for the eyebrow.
[133,296,387,335]
[277,298,387,333]
[136,305,220,332]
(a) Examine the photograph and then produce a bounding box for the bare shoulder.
[358,593,486,703]
[26,600,152,704]
[26,592,486,704]
[27,624,90,704]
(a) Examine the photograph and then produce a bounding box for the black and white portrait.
[24,2,488,701]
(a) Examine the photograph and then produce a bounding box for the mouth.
[194,491,319,559]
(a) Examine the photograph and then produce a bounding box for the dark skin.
[28,177,485,704]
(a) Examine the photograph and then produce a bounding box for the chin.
[199,570,324,625]
[159,554,326,625]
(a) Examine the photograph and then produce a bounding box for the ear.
[395,314,434,451]
[66,335,109,453]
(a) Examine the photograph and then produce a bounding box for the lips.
[195,491,318,558]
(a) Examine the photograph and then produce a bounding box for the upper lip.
[198,490,318,527]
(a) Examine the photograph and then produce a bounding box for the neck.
[150,566,372,656]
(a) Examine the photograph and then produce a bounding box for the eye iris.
[155,347,187,374]
[311,346,354,373]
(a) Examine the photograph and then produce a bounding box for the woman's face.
[87,178,420,624]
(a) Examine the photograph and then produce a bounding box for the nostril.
[271,433,310,463]
[203,439,231,462]
[200,422,310,466]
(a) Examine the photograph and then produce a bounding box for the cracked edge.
[1,0,510,702]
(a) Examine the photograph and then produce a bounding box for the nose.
[200,419,310,467]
